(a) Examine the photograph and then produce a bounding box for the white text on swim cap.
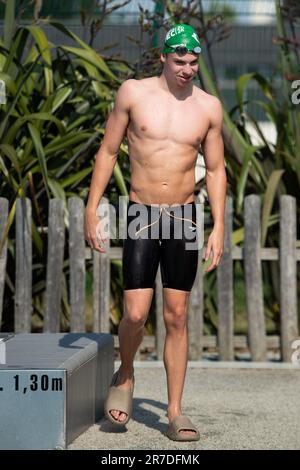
[192,32,200,44]
[166,25,185,41]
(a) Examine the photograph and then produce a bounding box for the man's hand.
[204,225,224,273]
[84,209,108,253]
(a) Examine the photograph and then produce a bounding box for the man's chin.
[178,77,192,85]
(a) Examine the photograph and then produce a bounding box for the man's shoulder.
[119,77,154,91]
[115,79,142,110]
[118,78,159,109]
[122,77,157,90]
[193,86,222,108]
[118,78,152,101]
[118,78,139,94]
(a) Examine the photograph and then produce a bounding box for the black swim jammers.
[122,200,200,292]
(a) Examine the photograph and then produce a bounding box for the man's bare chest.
[127,95,209,146]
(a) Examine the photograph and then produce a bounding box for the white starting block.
[0,333,114,449]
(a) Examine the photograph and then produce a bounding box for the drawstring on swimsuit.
[134,206,201,237]
[163,208,200,228]
[135,207,163,236]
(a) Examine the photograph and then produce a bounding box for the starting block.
[0,333,114,449]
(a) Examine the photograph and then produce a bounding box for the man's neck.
[157,73,193,100]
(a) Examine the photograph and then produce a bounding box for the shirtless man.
[85,24,226,442]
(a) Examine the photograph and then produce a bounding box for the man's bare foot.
[109,367,134,423]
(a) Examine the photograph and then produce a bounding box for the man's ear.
[160,53,166,64]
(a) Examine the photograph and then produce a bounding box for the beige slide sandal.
[166,415,200,441]
[104,369,135,426]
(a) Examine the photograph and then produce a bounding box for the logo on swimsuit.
[188,226,197,231]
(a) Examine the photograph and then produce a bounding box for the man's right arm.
[85,79,134,251]
[86,79,133,213]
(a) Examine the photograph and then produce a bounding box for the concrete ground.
[69,361,300,450]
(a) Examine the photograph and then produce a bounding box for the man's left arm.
[201,97,227,272]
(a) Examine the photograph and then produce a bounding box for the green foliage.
[0,4,130,329]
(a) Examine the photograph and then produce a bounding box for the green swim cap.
[162,24,202,55]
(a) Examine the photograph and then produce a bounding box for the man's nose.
[182,65,193,75]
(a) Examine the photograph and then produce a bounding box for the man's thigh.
[160,237,198,292]
[122,236,160,290]
[123,288,154,321]
[162,287,191,314]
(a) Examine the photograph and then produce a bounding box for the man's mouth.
[179,76,192,82]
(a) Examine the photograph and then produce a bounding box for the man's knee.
[123,309,148,328]
[164,306,187,330]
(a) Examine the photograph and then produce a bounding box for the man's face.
[161,52,199,86]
